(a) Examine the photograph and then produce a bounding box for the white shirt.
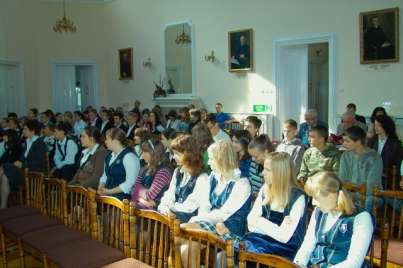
[126,124,136,137]
[99,148,140,194]
[74,120,87,137]
[25,135,39,158]
[80,144,99,167]
[247,186,306,243]
[377,137,387,154]
[54,137,79,169]
[294,208,373,268]
[166,119,180,131]
[213,129,231,143]
[100,120,109,133]
[189,169,251,224]
[158,167,209,216]
[0,141,5,159]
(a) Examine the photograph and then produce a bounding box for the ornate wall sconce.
[204,50,216,63]
[143,58,152,68]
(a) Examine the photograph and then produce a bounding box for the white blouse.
[293,207,373,268]
[247,186,306,243]
[189,169,251,225]
[158,167,209,216]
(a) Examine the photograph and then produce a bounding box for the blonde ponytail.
[337,188,356,215]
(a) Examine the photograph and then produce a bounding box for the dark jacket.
[22,137,47,172]
[0,144,22,165]
[100,121,114,135]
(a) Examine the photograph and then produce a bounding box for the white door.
[277,44,308,138]
[76,66,97,109]
[0,64,25,117]
[52,65,77,113]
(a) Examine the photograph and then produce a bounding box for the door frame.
[273,33,337,137]
[50,60,99,111]
[0,59,25,116]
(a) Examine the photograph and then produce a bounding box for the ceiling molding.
[41,0,114,4]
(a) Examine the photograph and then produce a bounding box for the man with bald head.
[297,109,328,147]
[336,111,367,136]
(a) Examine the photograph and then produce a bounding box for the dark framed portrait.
[119,48,133,80]
[360,7,399,64]
[228,29,253,72]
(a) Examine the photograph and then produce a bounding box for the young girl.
[232,130,252,179]
[161,128,177,163]
[191,123,213,173]
[131,139,173,209]
[294,171,374,267]
[133,128,152,162]
[0,129,22,165]
[158,135,208,223]
[236,152,307,261]
[98,128,140,201]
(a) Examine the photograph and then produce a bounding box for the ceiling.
[41,0,113,3]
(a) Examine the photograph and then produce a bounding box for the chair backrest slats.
[43,178,66,221]
[24,171,45,211]
[342,182,366,208]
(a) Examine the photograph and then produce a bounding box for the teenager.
[232,130,252,178]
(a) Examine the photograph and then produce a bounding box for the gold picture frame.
[360,7,399,64]
[118,47,133,80]
[228,28,254,72]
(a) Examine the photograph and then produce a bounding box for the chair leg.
[43,254,49,268]
[18,239,25,268]
[1,231,7,268]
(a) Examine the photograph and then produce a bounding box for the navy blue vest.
[309,208,371,267]
[142,167,171,205]
[209,176,251,237]
[261,187,307,257]
[173,170,199,223]
[104,148,132,201]
[56,137,80,166]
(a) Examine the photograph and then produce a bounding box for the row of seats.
[1,171,402,268]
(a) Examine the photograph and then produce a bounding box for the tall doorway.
[0,60,25,117]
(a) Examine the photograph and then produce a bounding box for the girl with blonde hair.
[234,152,307,261]
[294,171,374,267]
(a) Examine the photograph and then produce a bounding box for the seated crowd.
[0,100,402,267]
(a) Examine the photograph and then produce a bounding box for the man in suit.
[113,112,128,133]
[99,110,114,135]
[346,103,366,126]
[364,16,394,61]
[232,35,250,69]
[126,111,139,140]
[88,109,102,130]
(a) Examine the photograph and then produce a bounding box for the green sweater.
[338,148,383,210]
[298,144,341,182]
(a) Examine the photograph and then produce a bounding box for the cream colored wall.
[1,0,403,120]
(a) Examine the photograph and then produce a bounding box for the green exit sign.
[253,104,271,113]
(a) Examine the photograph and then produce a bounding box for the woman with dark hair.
[158,135,208,223]
[161,128,177,163]
[69,126,108,188]
[0,129,22,165]
[178,107,190,133]
[141,109,152,130]
[149,111,165,134]
[133,128,152,162]
[191,123,214,173]
[189,109,202,132]
[368,115,403,189]
[73,111,87,137]
[367,106,388,139]
[0,120,47,208]
[232,129,252,178]
[166,110,180,130]
[98,128,140,200]
[131,138,173,209]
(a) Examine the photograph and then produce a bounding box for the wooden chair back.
[64,185,95,233]
[342,182,366,208]
[43,178,66,221]
[385,165,399,190]
[173,219,234,268]
[45,152,51,177]
[94,195,130,256]
[131,205,173,268]
[238,242,297,268]
[370,186,403,267]
[24,171,45,211]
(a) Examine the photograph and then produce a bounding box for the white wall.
[1,0,403,121]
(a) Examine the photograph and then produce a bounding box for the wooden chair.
[173,219,234,268]
[94,195,130,256]
[370,186,403,267]
[342,182,366,208]
[64,185,95,233]
[131,205,174,268]
[238,242,298,268]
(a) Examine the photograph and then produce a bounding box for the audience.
[126,111,140,140]
[232,130,252,178]
[0,129,22,165]
[214,102,231,129]
[244,115,262,138]
[206,113,231,143]
[336,111,367,136]
[131,139,172,209]
[99,109,114,135]
[297,109,328,147]
[339,126,383,210]
[368,115,403,189]
[294,171,373,268]
[98,128,139,200]
[367,106,387,139]
[113,111,128,132]
[69,126,108,189]
[298,126,341,184]
[346,103,366,125]
[158,135,208,222]
[276,119,305,174]
[149,111,165,134]
[165,110,180,131]
[161,128,177,163]
[73,111,86,137]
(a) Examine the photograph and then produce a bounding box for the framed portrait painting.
[228,29,253,72]
[360,7,399,64]
[119,48,133,80]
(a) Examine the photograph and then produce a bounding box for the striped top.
[131,168,172,209]
[248,160,264,196]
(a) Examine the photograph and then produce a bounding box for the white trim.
[162,20,197,98]
[273,32,337,136]
[50,60,100,110]
[0,60,26,116]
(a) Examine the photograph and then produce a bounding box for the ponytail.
[337,188,356,216]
